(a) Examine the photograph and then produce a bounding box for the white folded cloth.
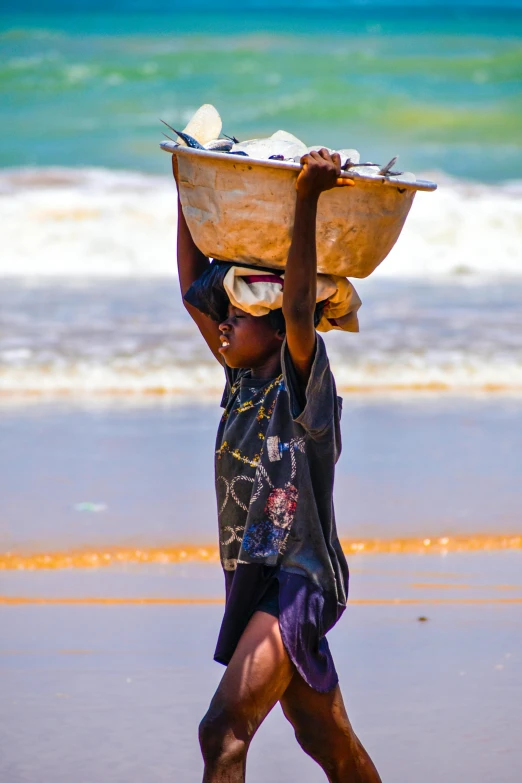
[223,266,361,333]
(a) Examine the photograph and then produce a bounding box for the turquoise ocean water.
[1,3,521,181]
[1,3,522,390]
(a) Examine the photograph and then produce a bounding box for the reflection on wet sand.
[1,595,522,605]
[1,534,521,571]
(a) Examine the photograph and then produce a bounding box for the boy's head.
[218,304,285,369]
[217,303,325,368]
[184,260,326,369]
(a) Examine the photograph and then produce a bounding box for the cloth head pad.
[223,266,361,333]
[184,261,361,333]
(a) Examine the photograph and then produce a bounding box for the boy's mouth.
[219,336,230,352]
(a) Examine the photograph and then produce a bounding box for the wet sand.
[1,558,521,783]
[1,398,521,782]
[1,396,522,552]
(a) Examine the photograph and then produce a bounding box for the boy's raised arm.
[173,156,222,361]
[282,150,353,385]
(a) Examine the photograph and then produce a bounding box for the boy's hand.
[296,149,354,200]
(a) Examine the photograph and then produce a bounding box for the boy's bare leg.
[280,673,383,783]
[199,611,294,783]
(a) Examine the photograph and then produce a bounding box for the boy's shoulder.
[281,333,341,438]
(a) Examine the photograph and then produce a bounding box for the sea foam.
[1,167,521,279]
[1,167,521,396]
[1,276,521,396]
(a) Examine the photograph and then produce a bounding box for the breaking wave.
[1,166,522,279]
[1,167,522,395]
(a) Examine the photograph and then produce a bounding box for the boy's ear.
[276,329,285,342]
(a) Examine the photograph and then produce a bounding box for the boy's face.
[218,305,284,369]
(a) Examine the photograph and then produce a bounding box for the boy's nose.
[219,321,230,333]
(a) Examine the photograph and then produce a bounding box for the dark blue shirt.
[214,335,349,692]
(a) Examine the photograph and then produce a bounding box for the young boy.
[173,149,382,783]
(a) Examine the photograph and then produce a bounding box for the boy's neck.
[249,353,282,380]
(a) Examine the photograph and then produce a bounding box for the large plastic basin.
[173,145,436,278]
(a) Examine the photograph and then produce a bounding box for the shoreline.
[2,596,521,606]
[2,383,522,399]
[2,535,521,569]
[2,278,522,395]
[2,396,521,548]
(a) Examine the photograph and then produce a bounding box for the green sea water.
[1,8,521,181]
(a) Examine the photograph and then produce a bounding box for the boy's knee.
[199,709,248,768]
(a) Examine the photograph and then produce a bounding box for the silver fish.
[160,140,180,153]
[160,120,206,149]
[204,139,234,152]
[173,129,206,150]
[345,164,383,179]
[379,156,399,176]
[232,138,306,161]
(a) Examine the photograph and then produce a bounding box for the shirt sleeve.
[281,334,342,437]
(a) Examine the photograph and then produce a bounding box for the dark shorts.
[254,578,279,618]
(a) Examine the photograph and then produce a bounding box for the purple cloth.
[278,570,342,691]
[214,565,346,693]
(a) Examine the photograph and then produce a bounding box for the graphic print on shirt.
[216,374,305,570]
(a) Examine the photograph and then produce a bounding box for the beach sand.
[1,399,521,782]
[1,562,521,783]
[2,396,522,551]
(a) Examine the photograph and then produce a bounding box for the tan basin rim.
[173,145,437,278]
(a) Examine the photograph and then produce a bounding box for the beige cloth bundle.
[223,266,361,333]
